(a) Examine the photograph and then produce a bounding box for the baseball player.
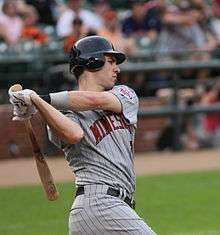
[9,36,156,235]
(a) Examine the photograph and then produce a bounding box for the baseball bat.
[10,84,59,201]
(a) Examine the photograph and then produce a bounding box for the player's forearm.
[31,93,84,144]
[49,90,121,113]
[68,91,109,111]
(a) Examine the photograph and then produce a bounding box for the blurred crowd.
[1,0,220,55]
[156,79,220,151]
[0,0,220,150]
[1,0,220,85]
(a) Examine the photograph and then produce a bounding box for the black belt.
[75,186,135,209]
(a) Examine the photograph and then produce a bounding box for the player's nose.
[114,64,120,74]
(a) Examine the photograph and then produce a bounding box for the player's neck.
[78,78,104,92]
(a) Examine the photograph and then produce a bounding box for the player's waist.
[74,171,136,193]
[75,184,135,209]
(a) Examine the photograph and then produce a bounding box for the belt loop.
[122,189,127,200]
[118,188,127,200]
[119,188,123,199]
[131,197,136,210]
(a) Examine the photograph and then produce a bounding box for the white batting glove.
[8,88,33,105]
[8,88,37,121]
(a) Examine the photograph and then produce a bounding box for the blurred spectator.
[200,80,220,147]
[121,1,162,48]
[98,10,137,55]
[20,6,49,44]
[63,17,87,53]
[56,0,103,38]
[91,0,110,28]
[156,87,200,150]
[157,122,176,151]
[0,0,22,45]
[25,0,58,25]
[181,93,200,150]
[189,0,217,53]
[156,0,216,57]
[210,0,220,48]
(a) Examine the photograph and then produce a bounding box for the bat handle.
[24,119,44,161]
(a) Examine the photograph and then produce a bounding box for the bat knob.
[10,84,23,92]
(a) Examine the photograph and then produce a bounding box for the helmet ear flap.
[70,46,87,74]
[70,46,80,60]
[86,57,105,70]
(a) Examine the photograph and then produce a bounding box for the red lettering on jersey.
[90,122,103,144]
[115,114,126,129]
[99,116,113,134]
[90,113,130,144]
[105,115,115,130]
[96,120,106,136]
[108,115,122,130]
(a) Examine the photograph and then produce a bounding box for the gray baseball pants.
[69,185,156,235]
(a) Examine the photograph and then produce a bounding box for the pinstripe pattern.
[69,185,156,235]
[48,85,156,234]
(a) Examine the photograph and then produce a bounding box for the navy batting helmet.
[69,36,126,76]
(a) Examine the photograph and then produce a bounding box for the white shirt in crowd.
[0,13,22,44]
[210,18,220,39]
[56,8,103,38]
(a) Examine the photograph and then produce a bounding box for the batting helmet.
[69,36,126,75]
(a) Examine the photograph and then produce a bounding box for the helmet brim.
[104,51,126,64]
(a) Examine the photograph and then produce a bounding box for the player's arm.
[46,85,138,125]
[48,90,122,113]
[30,93,84,144]
[68,91,122,113]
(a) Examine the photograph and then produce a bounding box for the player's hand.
[8,88,34,105]
[8,88,37,121]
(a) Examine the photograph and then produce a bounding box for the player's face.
[95,55,120,90]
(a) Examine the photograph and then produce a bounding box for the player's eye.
[107,60,114,64]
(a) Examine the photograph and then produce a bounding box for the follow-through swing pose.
[9,36,156,235]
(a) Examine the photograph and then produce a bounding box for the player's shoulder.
[110,85,138,100]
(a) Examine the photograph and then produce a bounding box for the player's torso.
[64,110,136,194]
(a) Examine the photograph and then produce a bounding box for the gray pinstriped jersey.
[48,85,139,196]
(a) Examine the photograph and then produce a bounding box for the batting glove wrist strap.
[50,91,71,110]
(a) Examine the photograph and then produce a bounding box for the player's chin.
[110,79,117,87]
[105,82,115,90]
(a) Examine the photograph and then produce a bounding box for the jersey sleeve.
[109,85,139,124]
[47,125,62,149]
[47,110,80,149]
